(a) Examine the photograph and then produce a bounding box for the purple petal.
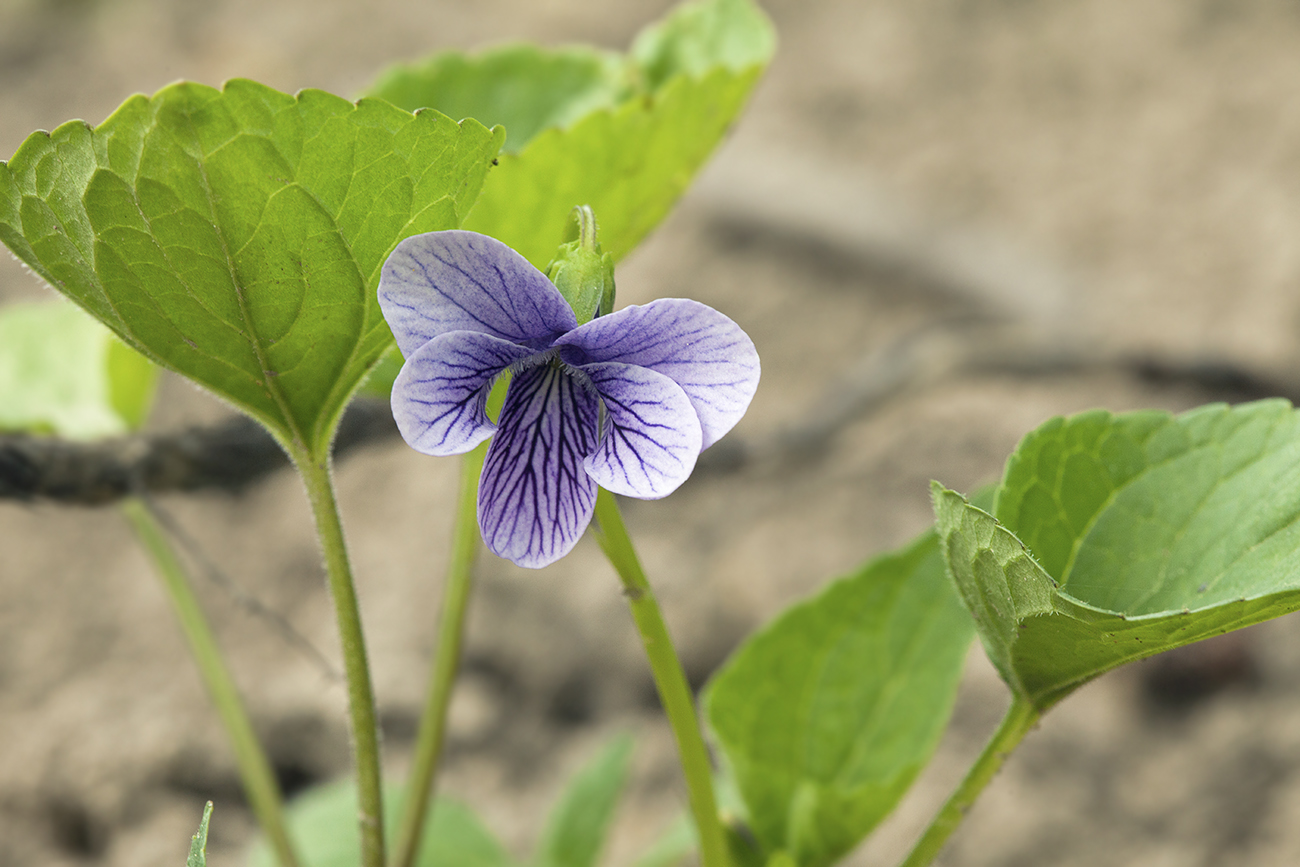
[379,230,577,357]
[582,362,702,499]
[556,298,760,449]
[478,362,600,568]
[391,331,535,456]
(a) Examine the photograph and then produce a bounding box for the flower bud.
[545,205,616,325]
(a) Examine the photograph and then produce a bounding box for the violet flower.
[378,230,760,568]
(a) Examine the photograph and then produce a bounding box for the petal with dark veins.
[478,362,600,568]
[391,331,534,456]
[582,362,702,499]
[557,298,759,449]
[379,230,576,357]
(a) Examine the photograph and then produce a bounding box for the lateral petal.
[379,230,577,357]
[478,362,601,569]
[582,362,703,499]
[556,298,759,449]
[391,331,534,456]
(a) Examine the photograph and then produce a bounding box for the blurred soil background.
[6,0,1300,864]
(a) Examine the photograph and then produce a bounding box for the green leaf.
[0,79,504,458]
[364,0,775,269]
[630,0,776,89]
[533,734,634,867]
[0,299,159,438]
[936,399,1300,711]
[706,526,975,867]
[631,816,694,867]
[469,0,773,267]
[246,780,511,867]
[367,45,629,154]
[188,801,214,867]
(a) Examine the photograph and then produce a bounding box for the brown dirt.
[5,0,1300,865]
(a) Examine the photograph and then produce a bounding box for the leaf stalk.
[122,498,302,867]
[896,694,1039,867]
[293,450,385,867]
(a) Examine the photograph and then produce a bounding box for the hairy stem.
[293,450,385,867]
[897,695,1039,867]
[122,498,301,867]
[391,443,486,867]
[591,488,730,867]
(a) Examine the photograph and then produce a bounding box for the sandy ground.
[5,0,1300,865]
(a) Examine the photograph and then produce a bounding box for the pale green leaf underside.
[936,399,1300,710]
[533,734,633,867]
[367,44,629,154]
[707,527,974,867]
[365,0,776,269]
[247,781,510,867]
[0,79,503,456]
[0,299,158,438]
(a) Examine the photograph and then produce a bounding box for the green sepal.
[544,206,616,325]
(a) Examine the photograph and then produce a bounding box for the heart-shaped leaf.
[0,79,504,457]
[707,525,975,867]
[0,299,158,438]
[935,399,1300,711]
[365,0,775,268]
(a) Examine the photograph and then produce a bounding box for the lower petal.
[582,362,703,499]
[555,298,760,449]
[391,331,533,456]
[478,362,601,568]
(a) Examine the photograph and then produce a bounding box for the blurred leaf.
[188,802,214,867]
[0,299,158,438]
[937,399,1300,711]
[247,780,511,867]
[630,0,776,89]
[367,45,629,154]
[0,79,503,458]
[707,524,975,867]
[356,347,403,399]
[632,816,694,867]
[533,734,634,867]
[365,0,776,269]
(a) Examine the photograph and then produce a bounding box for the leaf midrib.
[183,102,309,453]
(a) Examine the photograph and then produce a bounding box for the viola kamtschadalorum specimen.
[378,230,760,568]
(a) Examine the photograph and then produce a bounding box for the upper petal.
[556,298,760,449]
[391,331,534,456]
[582,362,703,499]
[379,230,577,358]
[478,362,600,569]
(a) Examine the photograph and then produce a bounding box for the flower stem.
[293,450,385,867]
[391,443,486,867]
[121,497,302,867]
[591,488,730,867]
[896,695,1039,867]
